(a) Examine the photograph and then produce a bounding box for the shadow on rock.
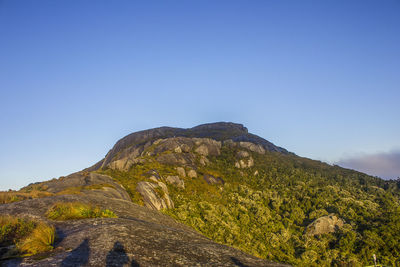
[106,241,140,267]
[61,238,90,267]
[231,257,250,267]
[0,257,22,267]
[54,227,66,246]
[131,259,140,267]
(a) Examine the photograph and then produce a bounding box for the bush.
[46,202,117,220]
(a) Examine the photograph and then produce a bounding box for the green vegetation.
[97,158,178,205]
[103,144,400,266]
[46,202,117,220]
[0,216,55,258]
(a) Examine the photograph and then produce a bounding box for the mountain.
[1,122,400,266]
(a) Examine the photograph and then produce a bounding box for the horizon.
[1,0,399,190]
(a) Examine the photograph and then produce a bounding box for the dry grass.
[0,183,115,204]
[17,222,55,256]
[46,202,117,220]
[0,191,54,204]
[0,215,55,258]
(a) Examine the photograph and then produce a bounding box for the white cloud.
[336,150,400,180]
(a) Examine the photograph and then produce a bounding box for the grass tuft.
[0,191,54,204]
[46,202,117,220]
[17,222,55,256]
[0,215,55,258]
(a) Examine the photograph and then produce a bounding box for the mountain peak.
[88,122,288,171]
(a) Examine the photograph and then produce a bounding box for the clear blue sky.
[1,0,399,190]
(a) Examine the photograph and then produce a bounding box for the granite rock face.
[22,172,131,202]
[136,181,174,210]
[166,175,185,189]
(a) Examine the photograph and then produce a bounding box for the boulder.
[199,156,210,166]
[176,167,186,177]
[203,174,224,185]
[166,175,185,189]
[107,157,133,172]
[187,169,197,178]
[193,138,221,156]
[136,181,174,210]
[235,157,254,168]
[195,144,209,156]
[237,150,250,158]
[153,138,194,155]
[305,214,344,236]
[239,142,265,154]
[180,143,191,153]
[144,169,162,180]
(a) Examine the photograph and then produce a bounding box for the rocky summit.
[2,122,400,266]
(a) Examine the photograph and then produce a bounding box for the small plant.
[46,202,117,220]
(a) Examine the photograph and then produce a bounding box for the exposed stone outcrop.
[26,172,132,202]
[235,157,254,168]
[105,136,226,171]
[166,175,185,189]
[156,153,196,166]
[199,156,210,166]
[305,214,344,236]
[238,142,265,154]
[176,167,186,177]
[195,144,209,156]
[144,169,162,181]
[235,150,254,168]
[193,138,221,157]
[108,157,145,172]
[237,150,250,158]
[203,174,224,185]
[136,181,174,210]
[187,169,197,178]
[86,122,289,172]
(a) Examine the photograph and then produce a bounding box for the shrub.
[46,202,117,220]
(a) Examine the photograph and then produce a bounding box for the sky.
[0,0,399,190]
